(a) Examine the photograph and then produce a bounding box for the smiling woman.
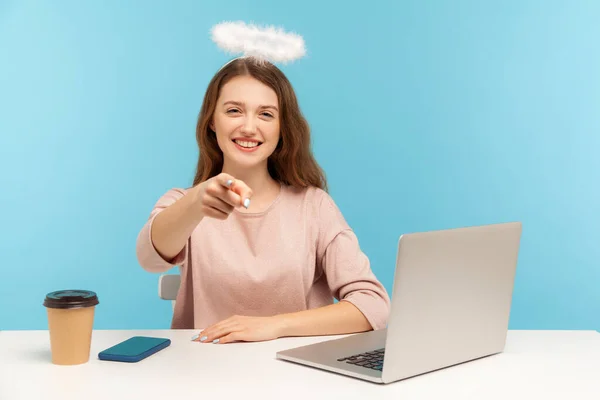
[211,75,280,167]
[194,58,326,194]
[135,23,391,345]
[220,98,276,152]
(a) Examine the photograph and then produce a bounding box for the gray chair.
[158,274,180,310]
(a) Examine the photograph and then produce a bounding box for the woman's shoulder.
[280,184,343,221]
[282,184,331,206]
[281,185,351,245]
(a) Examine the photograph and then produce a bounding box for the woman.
[136,57,390,344]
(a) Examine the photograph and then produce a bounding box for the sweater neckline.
[232,182,284,218]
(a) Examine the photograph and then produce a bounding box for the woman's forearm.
[274,301,373,338]
[150,187,204,261]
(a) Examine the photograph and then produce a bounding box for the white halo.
[211,21,306,64]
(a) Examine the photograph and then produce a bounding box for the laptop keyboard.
[337,348,385,371]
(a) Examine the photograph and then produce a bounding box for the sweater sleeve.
[136,188,189,273]
[316,190,391,330]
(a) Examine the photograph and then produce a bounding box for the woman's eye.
[262,112,273,118]
[227,109,240,114]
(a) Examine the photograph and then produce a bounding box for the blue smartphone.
[98,336,171,363]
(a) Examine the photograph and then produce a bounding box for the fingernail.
[243,198,250,209]
[226,179,233,187]
[212,339,220,344]
[200,336,207,342]
[191,334,199,341]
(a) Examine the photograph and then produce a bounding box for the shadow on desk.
[20,349,53,363]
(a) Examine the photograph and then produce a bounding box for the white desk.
[1,329,599,399]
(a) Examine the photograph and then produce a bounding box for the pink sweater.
[136,184,391,331]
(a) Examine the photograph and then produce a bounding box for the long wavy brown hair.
[192,57,327,192]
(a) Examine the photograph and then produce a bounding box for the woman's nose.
[240,116,258,134]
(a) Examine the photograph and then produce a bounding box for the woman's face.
[211,75,281,171]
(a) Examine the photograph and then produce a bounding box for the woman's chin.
[224,153,267,170]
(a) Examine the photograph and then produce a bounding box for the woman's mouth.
[232,139,262,152]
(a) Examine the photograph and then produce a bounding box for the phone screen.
[101,336,169,357]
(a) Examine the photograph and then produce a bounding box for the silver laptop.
[276,222,522,384]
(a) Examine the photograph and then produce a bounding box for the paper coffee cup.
[43,290,99,365]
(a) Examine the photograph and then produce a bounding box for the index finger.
[216,172,236,189]
[216,173,253,208]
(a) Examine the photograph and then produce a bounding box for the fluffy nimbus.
[211,21,306,64]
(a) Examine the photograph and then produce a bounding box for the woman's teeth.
[234,140,260,148]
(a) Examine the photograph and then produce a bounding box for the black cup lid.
[43,290,99,309]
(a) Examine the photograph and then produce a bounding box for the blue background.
[1,0,598,331]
